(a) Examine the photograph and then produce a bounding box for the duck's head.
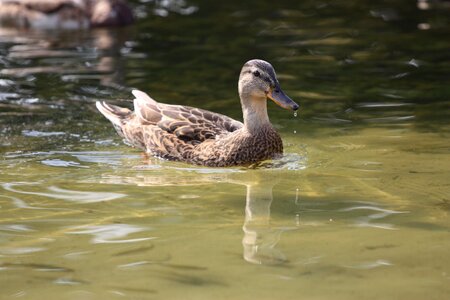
[238,59,299,111]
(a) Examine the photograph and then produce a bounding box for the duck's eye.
[253,70,260,77]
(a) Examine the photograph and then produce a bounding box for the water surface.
[0,0,449,299]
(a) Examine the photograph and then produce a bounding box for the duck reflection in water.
[241,174,289,265]
[100,168,290,266]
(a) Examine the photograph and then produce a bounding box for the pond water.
[0,0,449,299]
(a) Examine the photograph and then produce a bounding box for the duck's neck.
[241,95,271,133]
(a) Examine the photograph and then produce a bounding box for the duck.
[96,59,299,167]
[0,0,134,29]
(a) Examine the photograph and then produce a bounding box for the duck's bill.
[268,87,299,111]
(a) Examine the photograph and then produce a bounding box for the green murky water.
[1,1,449,299]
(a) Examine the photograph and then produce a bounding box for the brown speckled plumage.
[96,60,299,167]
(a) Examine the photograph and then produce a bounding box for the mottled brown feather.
[97,87,285,167]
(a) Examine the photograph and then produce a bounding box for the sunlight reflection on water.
[343,259,392,270]
[2,183,126,203]
[68,224,156,244]
[339,205,408,230]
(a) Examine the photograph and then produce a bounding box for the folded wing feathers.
[95,101,131,125]
[130,89,240,141]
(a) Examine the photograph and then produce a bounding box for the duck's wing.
[132,90,243,143]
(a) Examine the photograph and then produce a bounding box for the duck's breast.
[193,127,283,166]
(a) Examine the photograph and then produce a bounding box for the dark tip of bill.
[292,103,300,111]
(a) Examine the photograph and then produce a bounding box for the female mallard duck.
[0,0,133,29]
[96,59,299,167]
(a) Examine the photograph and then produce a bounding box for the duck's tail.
[96,101,132,138]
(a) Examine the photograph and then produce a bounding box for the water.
[1,0,449,299]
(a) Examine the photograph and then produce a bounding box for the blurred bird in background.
[0,0,134,29]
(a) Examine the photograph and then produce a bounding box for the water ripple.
[343,259,392,269]
[340,206,408,230]
[357,102,413,108]
[21,130,65,137]
[41,159,87,168]
[53,278,86,285]
[0,224,34,232]
[0,262,72,272]
[257,153,308,170]
[0,194,49,209]
[117,261,152,269]
[365,115,415,123]
[2,182,125,203]
[68,224,156,244]
[5,151,135,166]
[0,247,45,255]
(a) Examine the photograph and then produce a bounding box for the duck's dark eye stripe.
[253,70,260,77]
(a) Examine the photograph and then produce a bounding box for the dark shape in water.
[1,262,74,272]
[0,0,134,29]
[113,245,155,256]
